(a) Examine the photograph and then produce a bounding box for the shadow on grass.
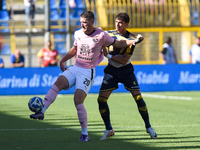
[0,112,193,150]
[166,146,200,149]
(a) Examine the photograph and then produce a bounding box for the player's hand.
[60,61,67,72]
[135,34,144,44]
[102,46,108,57]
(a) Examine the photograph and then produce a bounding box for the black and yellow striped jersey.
[106,30,136,68]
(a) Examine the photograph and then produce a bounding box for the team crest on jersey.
[80,44,90,56]
[78,37,81,41]
[92,38,98,43]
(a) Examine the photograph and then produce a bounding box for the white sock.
[81,128,88,135]
[41,105,47,114]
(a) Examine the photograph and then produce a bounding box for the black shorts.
[100,63,140,92]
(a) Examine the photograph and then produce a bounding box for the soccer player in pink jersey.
[30,11,142,141]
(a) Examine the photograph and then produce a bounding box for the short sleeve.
[103,31,115,47]
[0,58,3,64]
[10,54,15,63]
[73,31,77,47]
[37,49,43,57]
[21,55,25,62]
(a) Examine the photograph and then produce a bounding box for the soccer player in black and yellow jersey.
[97,13,157,140]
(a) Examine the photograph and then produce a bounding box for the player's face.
[80,17,94,34]
[197,38,200,46]
[46,41,51,49]
[195,38,200,45]
[14,49,20,58]
[115,19,128,34]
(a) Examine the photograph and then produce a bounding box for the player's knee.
[97,96,108,103]
[97,96,108,114]
[134,94,147,111]
[97,96,108,108]
[134,93,143,101]
[55,76,69,89]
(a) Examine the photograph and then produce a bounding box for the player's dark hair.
[80,11,95,21]
[166,37,172,44]
[115,13,130,23]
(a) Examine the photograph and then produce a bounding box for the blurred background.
[0,0,199,67]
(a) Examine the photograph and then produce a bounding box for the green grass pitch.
[0,91,200,150]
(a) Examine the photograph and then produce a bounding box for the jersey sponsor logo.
[78,55,92,61]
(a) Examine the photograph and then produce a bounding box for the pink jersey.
[74,27,115,68]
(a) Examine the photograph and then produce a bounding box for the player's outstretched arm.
[103,46,131,65]
[113,34,144,48]
[60,46,77,71]
[104,34,144,65]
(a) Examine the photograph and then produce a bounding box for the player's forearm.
[113,39,137,48]
[110,56,129,65]
[11,63,24,67]
[37,57,42,67]
[16,62,24,67]
[189,55,192,63]
[60,50,76,63]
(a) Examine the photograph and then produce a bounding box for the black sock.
[134,94,151,128]
[98,96,112,130]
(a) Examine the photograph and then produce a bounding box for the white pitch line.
[1,124,200,131]
[0,128,68,131]
[142,93,194,100]
[0,93,197,101]
[115,124,200,128]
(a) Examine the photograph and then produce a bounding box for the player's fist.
[101,46,108,57]
[136,34,144,44]
[60,61,67,72]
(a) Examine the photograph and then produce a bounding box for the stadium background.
[0,0,200,95]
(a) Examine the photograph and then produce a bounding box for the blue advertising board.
[0,64,200,95]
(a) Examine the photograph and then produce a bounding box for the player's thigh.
[59,66,76,90]
[54,75,70,90]
[122,73,140,91]
[100,73,119,92]
[75,66,95,95]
